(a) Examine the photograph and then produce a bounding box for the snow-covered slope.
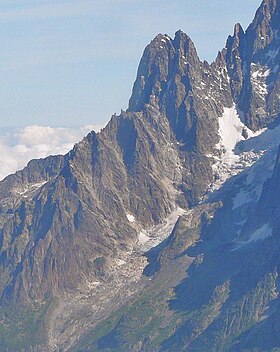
[209,105,267,193]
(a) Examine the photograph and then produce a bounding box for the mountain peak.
[254,0,280,26]
[1,1,280,351]
[226,22,245,46]
[174,29,192,42]
[128,30,200,113]
[173,29,198,59]
[234,22,244,36]
[246,0,280,53]
[149,33,172,47]
[261,0,278,15]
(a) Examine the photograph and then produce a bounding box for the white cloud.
[0,124,103,181]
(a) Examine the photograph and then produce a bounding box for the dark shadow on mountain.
[158,143,280,350]
[116,116,138,172]
[97,330,120,350]
[160,229,280,351]
[228,298,280,351]
[143,236,171,277]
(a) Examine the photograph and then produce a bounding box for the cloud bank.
[0,124,103,181]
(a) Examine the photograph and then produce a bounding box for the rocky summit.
[0,0,280,351]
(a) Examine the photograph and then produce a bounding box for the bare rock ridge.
[227,0,280,129]
[0,0,280,351]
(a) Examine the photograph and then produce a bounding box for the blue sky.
[0,0,261,129]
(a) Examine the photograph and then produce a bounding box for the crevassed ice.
[209,105,264,193]
[137,207,185,252]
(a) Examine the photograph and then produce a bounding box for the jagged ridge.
[0,0,279,351]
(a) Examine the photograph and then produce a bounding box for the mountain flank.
[0,0,280,351]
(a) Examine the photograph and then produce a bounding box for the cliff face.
[0,0,280,351]
[225,0,280,129]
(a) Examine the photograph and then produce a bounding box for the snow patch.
[116,259,126,266]
[208,106,265,192]
[137,207,185,252]
[85,280,101,290]
[232,189,252,209]
[252,69,270,78]
[229,122,280,211]
[247,224,273,243]
[126,214,135,223]
[15,181,47,197]
[234,224,273,250]
[251,64,269,98]
[138,231,149,244]
[217,106,245,153]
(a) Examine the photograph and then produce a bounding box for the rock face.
[226,0,280,129]
[0,0,280,351]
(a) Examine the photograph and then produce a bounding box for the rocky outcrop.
[224,0,280,129]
